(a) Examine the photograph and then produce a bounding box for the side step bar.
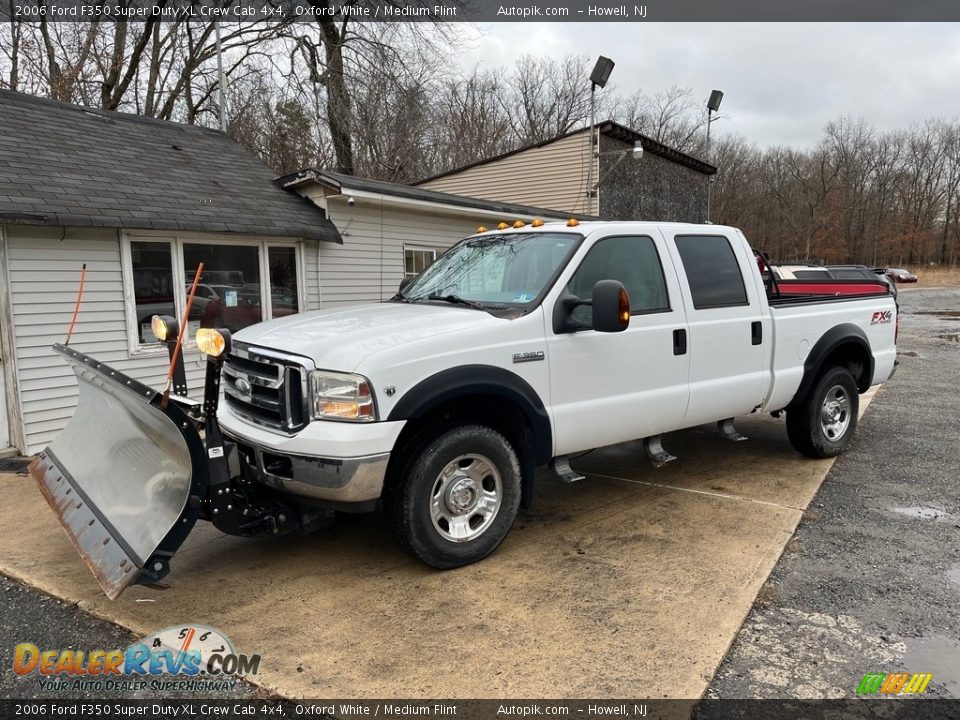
[643,436,676,468]
[550,456,585,483]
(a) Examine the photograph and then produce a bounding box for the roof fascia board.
[328,188,567,221]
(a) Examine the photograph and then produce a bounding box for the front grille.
[223,342,309,433]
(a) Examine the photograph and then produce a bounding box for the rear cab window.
[673,235,749,309]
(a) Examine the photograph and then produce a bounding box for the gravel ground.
[708,285,960,700]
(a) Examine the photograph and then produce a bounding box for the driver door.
[546,233,690,456]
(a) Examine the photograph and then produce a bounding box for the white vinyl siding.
[317,199,481,306]
[4,225,312,454]
[418,131,594,215]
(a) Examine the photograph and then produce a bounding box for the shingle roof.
[0,90,341,244]
[416,120,717,185]
[277,169,585,220]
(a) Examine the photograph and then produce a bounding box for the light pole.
[587,56,615,216]
[705,89,723,222]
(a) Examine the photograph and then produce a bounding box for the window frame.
[564,233,673,318]
[403,245,439,281]
[673,234,751,311]
[121,231,306,356]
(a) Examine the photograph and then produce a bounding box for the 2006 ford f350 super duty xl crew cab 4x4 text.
[30,221,898,597]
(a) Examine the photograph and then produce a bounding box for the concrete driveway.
[0,397,873,699]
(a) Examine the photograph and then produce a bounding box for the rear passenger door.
[664,232,768,426]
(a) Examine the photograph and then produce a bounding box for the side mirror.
[592,280,630,333]
[398,277,413,293]
[551,280,630,334]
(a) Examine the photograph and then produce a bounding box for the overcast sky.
[456,23,960,147]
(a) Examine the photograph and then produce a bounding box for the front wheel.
[386,425,521,569]
[786,366,860,458]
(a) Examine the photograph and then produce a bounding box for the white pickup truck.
[32,221,898,596]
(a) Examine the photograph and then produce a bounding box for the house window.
[131,241,176,345]
[184,243,262,333]
[269,247,299,318]
[404,247,437,280]
[123,235,303,353]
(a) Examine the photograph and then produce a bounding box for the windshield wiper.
[388,292,411,303]
[424,293,489,310]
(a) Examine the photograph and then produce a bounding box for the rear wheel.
[386,424,521,569]
[786,366,859,458]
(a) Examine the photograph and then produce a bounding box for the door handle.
[673,329,687,356]
[751,321,763,345]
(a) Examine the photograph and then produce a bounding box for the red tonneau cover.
[775,279,890,297]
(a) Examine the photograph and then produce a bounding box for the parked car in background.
[885,267,918,283]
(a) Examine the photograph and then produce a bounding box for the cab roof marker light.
[531,218,545,227]
[566,218,580,227]
[476,225,488,233]
[497,222,509,230]
[513,220,526,228]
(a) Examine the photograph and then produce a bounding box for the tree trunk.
[319,20,354,175]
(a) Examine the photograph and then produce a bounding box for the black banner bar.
[4,0,960,23]
[0,699,956,720]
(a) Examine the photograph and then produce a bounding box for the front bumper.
[219,403,405,505]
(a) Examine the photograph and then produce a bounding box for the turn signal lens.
[512,220,526,228]
[151,315,177,342]
[531,218,544,227]
[566,218,580,227]
[618,288,630,327]
[497,222,509,230]
[476,225,488,233]
[196,328,228,357]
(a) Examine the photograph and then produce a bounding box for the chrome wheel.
[820,384,852,441]
[429,453,502,543]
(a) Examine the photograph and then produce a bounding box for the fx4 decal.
[871,310,893,325]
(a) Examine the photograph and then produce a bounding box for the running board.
[643,436,676,468]
[551,456,585,483]
[717,418,748,442]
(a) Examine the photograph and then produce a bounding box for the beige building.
[418,121,717,223]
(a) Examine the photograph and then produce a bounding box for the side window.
[566,236,670,324]
[674,235,749,309]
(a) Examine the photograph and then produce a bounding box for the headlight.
[151,315,178,342]
[310,371,376,422]
[196,328,230,357]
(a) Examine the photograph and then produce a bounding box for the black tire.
[386,424,521,569]
[786,366,860,458]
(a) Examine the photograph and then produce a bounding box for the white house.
[0,91,569,454]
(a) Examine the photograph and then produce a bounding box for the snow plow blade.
[28,344,205,599]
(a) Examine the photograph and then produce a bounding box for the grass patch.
[912,266,960,287]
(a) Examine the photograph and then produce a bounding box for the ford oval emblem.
[235,377,252,396]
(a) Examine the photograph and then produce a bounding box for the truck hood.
[232,302,504,371]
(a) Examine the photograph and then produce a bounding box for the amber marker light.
[530,218,544,227]
[497,222,509,230]
[566,218,580,227]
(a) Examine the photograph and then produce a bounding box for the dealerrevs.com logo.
[13,624,260,693]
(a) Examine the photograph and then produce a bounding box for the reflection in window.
[269,247,299,318]
[184,244,261,333]
[131,241,175,344]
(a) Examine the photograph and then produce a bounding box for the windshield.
[401,232,581,307]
